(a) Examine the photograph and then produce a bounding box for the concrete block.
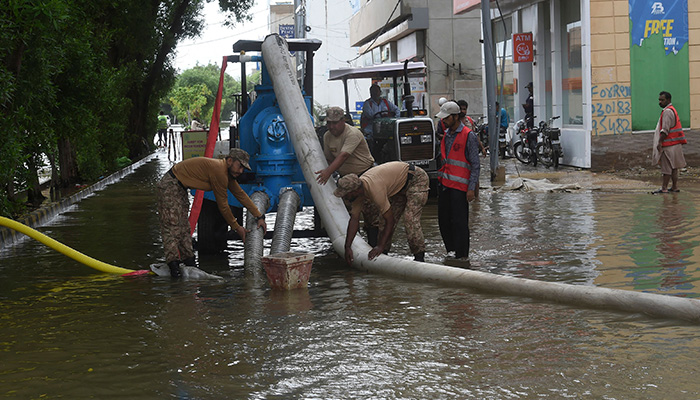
[690,61,700,78]
[592,50,618,67]
[590,3,613,18]
[613,0,629,17]
[615,33,630,50]
[614,16,629,33]
[592,67,616,83]
[615,49,630,66]
[591,34,616,51]
[492,165,506,186]
[591,17,615,35]
[616,66,631,82]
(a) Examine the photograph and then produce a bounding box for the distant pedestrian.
[521,82,537,166]
[157,111,169,147]
[652,91,686,194]
[496,101,510,130]
[190,117,206,131]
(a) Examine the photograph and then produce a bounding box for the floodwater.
[2,152,700,399]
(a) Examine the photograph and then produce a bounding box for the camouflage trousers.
[376,166,429,254]
[157,172,194,264]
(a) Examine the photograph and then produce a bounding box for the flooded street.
[1,152,700,399]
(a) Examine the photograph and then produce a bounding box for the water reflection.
[1,153,700,398]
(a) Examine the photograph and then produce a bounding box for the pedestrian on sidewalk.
[334,161,429,264]
[652,91,686,194]
[156,148,267,277]
[436,101,481,260]
[157,111,169,147]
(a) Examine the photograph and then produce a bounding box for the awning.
[328,61,426,81]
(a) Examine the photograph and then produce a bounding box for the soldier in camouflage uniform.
[157,148,266,278]
[334,161,429,264]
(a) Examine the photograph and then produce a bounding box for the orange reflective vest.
[660,105,686,147]
[438,126,472,191]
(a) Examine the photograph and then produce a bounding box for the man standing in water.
[436,101,480,261]
[652,91,686,194]
[315,106,375,185]
[157,148,267,277]
[315,106,379,245]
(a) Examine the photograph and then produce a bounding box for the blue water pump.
[198,39,323,253]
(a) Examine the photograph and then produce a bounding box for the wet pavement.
[1,150,700,398]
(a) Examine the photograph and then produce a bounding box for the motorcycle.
[473,116,508,158]
[471,116,488,152]
[512,116,538,165]
[536,116,562,168]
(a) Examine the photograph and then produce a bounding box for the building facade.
[348,0,484,117]
[461,0,699,168]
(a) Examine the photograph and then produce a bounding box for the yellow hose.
[1,216,136,275]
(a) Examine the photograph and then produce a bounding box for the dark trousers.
[438,185,469,258]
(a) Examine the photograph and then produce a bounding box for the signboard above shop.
[513,33,533,63]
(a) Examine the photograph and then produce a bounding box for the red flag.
[188,57,228,234]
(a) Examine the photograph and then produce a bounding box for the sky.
[173,1,271,78]
[172,0,365,109]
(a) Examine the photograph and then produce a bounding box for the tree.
[168,63,241,126]
[169,83,212,127]
[0,0,255,217]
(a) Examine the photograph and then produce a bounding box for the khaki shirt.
[351,161,409,215]
[172,157,262,230]
[323,124,374,176]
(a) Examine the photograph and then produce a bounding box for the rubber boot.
[414,251,425,262]
[182,257,196,267]
[366,226,379,247]
[167,261,182,278]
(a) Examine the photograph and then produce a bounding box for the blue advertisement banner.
[629,0,688,54]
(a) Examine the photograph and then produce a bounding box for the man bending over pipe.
[157,148,267,278]
[334,161,429,263]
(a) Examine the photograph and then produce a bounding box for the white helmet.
[438,97,447,106]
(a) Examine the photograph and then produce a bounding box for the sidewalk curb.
[1,153,157,251]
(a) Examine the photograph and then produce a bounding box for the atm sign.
[513,33,533,63]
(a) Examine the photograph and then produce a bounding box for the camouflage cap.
[228,148,252,170]
[325,106,345,122]
[333,174,362,197]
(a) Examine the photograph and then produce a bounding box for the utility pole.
[481,0,501,182]
[294,0,307,84]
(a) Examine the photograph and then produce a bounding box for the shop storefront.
[483,0,591,167]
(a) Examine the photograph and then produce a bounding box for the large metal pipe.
[244,190,270,268]
[260,34,700,324]
[270,187,300,254]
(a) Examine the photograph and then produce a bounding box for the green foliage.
[0,0,254,216]
[169,83,212,127]
[115,156,132,169]
[167,63,241,126]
